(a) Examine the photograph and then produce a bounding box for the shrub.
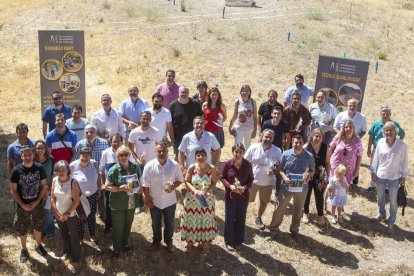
[377,51,388,60]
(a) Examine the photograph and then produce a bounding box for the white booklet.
[287,173,305,192]
[121,174,140,195]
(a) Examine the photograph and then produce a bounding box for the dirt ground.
[0,0,413,275]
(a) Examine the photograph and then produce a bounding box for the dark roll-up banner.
[39,30,85,116]
[314,55,369,112]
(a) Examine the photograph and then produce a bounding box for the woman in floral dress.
[180,148,217,253]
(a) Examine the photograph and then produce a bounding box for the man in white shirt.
[333,98,367,138]
[91,94,125,140]
[178,116,221,173]
[119,85,149,141]
[142,142,184,253]
[244,129,282,230]
[145,93,174,147]
[309,91,338,144]
[128,111,161,169]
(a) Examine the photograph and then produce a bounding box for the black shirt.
[10,162,46,204]
[262,119,289,149]
[169,99,203,141]
[258,101,284,128]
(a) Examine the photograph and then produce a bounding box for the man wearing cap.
[366,106,405,192]
[155,69,182,108]
[45,113,77,163]
[119,85,149,142]
[10,145,48,262]
[42,91,72,138]
[7,123,35,176]
[91,94,124,140]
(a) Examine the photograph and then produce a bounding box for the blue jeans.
[376,178,399,224]
[42,208,55,236]
[150,204,176,245]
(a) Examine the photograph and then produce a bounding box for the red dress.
[204,105,224,133]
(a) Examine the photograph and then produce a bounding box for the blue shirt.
[74,138,109,164]
[284,85,314,107]
[280,149,315,191]
[119,97,149,135]
[7,139,35,166]
[42,104,72,131]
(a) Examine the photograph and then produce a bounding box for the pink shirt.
[329,135,363,183]
[155,82,182,108]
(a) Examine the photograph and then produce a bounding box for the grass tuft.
[402,3,414,10]
[377,51,388,60]
[172,47,181,57]
[143,6,159,22]
[181,0,187,12]
[125,4,136,18]
[235,24,258,42]
[308,9,326,21]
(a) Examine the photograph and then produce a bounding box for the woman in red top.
[202,87,227,148]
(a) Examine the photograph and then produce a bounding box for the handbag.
[397,185,408,216]
[71,179,91,220]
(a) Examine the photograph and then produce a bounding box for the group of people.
[7,70,408,265]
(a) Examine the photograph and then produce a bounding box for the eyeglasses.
[52,97,62,100]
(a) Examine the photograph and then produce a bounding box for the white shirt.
[145,107,172,138]
[91,108,125,137]
[129,126,161,164]
[327,175,348,197]
[309,101,338,132]
[371,138,408,180]
[178,131,220,168]
[70,160,98,196]
[142,158,184,209]
[333,110,367,136]
[244,143,282,186]
[100,147,134,175]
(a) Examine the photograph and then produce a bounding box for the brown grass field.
[0,0,413,275]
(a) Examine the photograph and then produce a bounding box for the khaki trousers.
[269,189,307,233]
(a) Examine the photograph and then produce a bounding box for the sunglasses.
[52,97,62,100]
[343,148,347,156]
[119,153,129,157]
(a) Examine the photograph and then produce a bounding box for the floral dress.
[180,169,217,244]
[329,135,363,183]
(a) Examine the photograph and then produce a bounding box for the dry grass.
[0,0,414,274]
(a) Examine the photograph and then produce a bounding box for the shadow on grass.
[269,231,360,269]
[344,211,414,242]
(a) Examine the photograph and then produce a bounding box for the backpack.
[397,185,407,216]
